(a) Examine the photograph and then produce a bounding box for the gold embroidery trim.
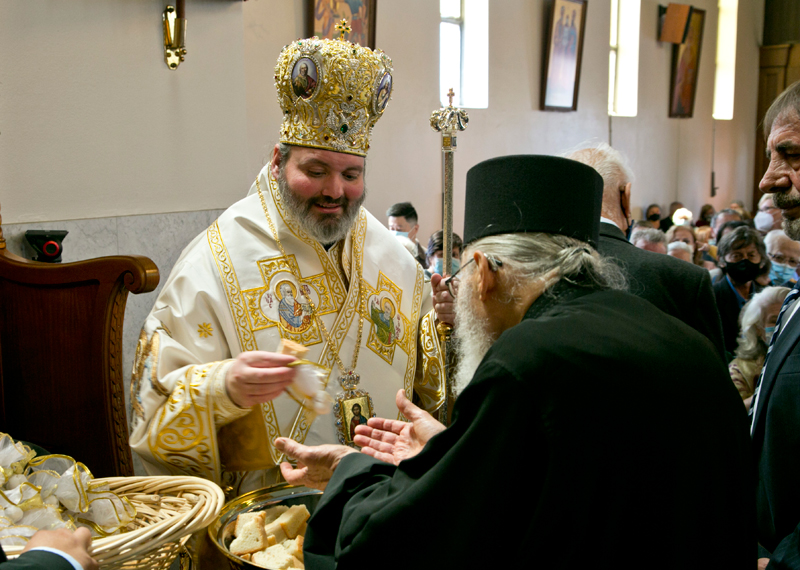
[207,221,257,353]
[147,364,222,482]
[416,308,445,413]
[403,262,425,414]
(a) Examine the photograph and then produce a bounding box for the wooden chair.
[0,204,159,477]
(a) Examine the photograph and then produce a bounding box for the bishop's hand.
[275,438,356,491]
[354,389,445,465]
[225,351,297,408]
[431,273,456,326]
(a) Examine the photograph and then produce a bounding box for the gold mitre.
[274,21,393,157]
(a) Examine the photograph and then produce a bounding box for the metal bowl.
[207,483,323,570]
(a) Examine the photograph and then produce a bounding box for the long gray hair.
[461,233,626,300]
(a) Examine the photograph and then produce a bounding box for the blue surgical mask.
[432,258,461,275]
[770,262,795,285]
[765,325,776,344]
[391,230,409,239]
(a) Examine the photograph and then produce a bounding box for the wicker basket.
[4,475,224,570]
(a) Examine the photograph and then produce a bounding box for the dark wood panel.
[0,240,158,477]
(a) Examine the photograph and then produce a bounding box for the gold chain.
[256,176,365,377]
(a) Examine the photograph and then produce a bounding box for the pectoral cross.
[335,19,351,40]
[447,88,455,107]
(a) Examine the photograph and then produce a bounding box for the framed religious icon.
[334,388,375,447]
[541,0,588,111]
[669,8,705,118]
[306,0,377,49]
[290,57,320,100]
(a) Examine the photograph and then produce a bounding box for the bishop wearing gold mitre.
[128,23,449,497]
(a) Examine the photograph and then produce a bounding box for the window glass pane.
[608,50,617,114]
[461,0,488,108]
[440,22,462,105]
[441,0,462,19]
[610,0,619,46]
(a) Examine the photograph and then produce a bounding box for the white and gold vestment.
[129,164,445,495]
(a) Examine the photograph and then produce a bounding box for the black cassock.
[303,283,754,569]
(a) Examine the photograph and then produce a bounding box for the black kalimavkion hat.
[463,155,603,248]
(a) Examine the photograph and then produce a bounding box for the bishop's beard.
[276,168,366,244]
[453,276,497,397]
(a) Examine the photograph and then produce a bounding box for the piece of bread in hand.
[251,544,302,569]
[234,511,266,537]
[278,339,308,358]
[230,518,268,556]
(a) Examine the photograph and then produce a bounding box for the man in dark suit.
[752,80,800,569]
[0,528,97,569]
[567,144,726,361]
[271,155,753,569]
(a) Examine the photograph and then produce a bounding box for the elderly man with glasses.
[764,229,800,286]
[271,155,753,570]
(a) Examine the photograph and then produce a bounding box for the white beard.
[453,276,496,396]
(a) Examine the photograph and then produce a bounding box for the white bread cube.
[262,504,289,525]
[230,519,268,556]
[283,535,304,562]
[264,520,288,544]
[251,544,302,569]
[235,511,266,537]
[277,505,310,539]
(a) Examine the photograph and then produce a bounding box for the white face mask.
[755,210,776,232]
[391,230,409,239]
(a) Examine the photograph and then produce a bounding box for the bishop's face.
[272,145,366,243]
[761,110,800,241]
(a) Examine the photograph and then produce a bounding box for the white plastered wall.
[0,0,250,224]
[2,0,762,244]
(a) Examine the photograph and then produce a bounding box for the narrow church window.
[713,0,738,120]
[440,0,489,109]
[608,0,640,117]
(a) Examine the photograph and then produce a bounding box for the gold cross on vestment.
[447,88,455,106]
[335,19,351,40]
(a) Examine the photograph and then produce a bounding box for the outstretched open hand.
[274,438,356,491]
[353,389,446,465]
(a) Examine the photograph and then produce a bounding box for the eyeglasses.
[769,252,800,268]
[442,254,503,298]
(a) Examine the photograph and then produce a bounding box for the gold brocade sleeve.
[414,309,446,414]
[140,360,249,484]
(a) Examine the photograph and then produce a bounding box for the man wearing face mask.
[764,229,800,286]
[756,195,783,233]
[425,230,463,278]
[386,202,427,268]
[713,226,768,358]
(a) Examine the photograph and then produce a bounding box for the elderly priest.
[275,155,754,569]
